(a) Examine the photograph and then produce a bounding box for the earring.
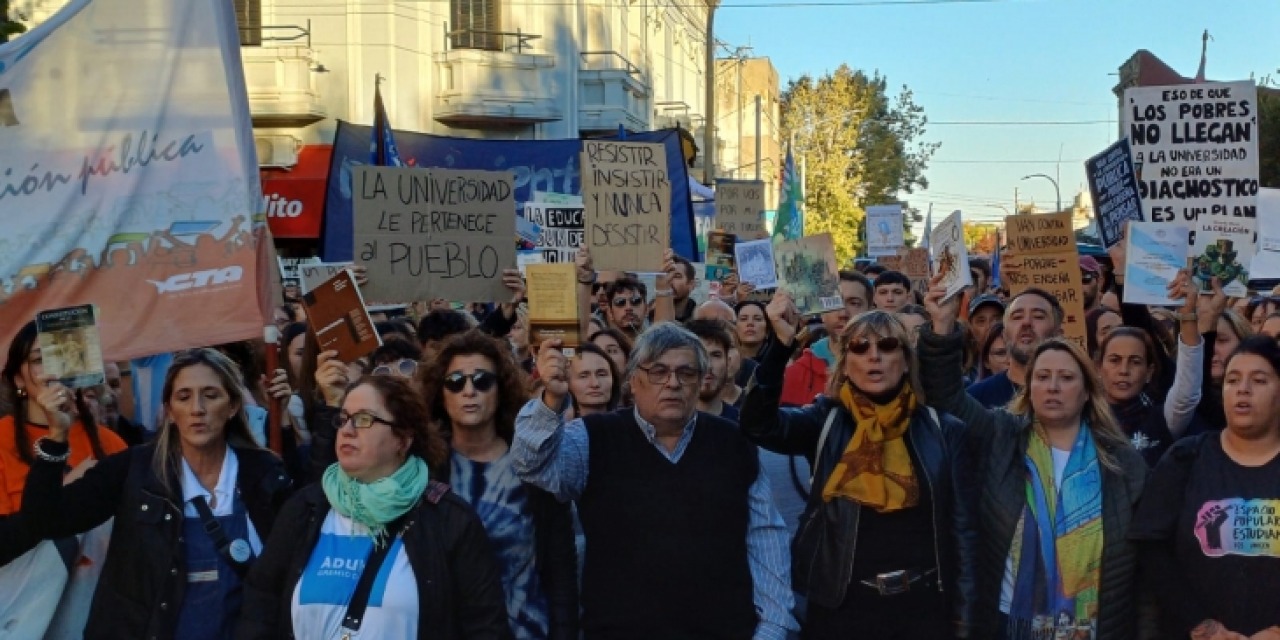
[14,387,27,399]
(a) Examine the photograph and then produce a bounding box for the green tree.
[782,65,937,263]
[1,1,26,43]
[963,222,999,252]
[1260,81,1279,188]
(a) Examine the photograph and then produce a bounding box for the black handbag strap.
[190,495,250,578]
[342,514,411,633]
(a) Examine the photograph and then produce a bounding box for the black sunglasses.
[612,296,645,308]
[847,336,902,355]
[443,370,498,394]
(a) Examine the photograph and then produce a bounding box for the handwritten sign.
[866,204,906,257]
[1124,81,1259,295]
[582,141,671,271]
[353,166,516,303]
[1086,139,1143,248]
[902,248,931,293]
[1003,212,1086,347]
[524,203,584,263]
[715,179,766,236]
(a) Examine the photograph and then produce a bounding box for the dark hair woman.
[238,375,510,639]
[418,331,578,640]
[1085,306,1123,361]
[588,327,632,379]
[741,296,969,638]
[1,321,126,515]
[1130,335,1280,639]
[15,349,289,640]
[918,280,1147,640]
[977,322,1011,382]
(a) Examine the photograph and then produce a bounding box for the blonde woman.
[919,281,1147,640]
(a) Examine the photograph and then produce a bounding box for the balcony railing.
[580,51,642,76]
[445,27,541,53]
[239,21,313,48]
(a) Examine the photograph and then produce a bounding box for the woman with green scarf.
[740,293,971,638]
[918,280,1148,640]
[237,375,512,639]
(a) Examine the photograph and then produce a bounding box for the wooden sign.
[581,140,671,272]
[353,166,516,303]
[1002,212,1086,348]
[715,179,766,237]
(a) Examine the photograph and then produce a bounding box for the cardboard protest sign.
[1003,212,1087,348]
[876,254,904,271]
[715,180,767,237]
[1086,139,1144,248]
[36,305,105,388]
[774,234,841,316]
[901,248,932,294]
[524,202,584,263]
[525,263,581,351]
[866,205,906,257]
[302,269,381,364]
[354,166,516,303]
[582,141,671,271]
[1251,189,1280,280]
[930,210,971,301]
[1123,81,1259,296]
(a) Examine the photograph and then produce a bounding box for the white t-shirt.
[999,447,1073,614]
[291,510,418,639]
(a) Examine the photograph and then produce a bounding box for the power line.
[278,0,1007,9]
[929,120,1112,126]
[928,159,1088,164]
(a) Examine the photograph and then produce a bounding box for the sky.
[716,0,1280,236]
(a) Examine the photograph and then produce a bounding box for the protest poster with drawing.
[734,238,778,290]
[581,141,671,271]
[774,234,841,316]
[866,204,905,257]
[1123,81,1259,296]
[354,166,516,303]
[930,210,971,301]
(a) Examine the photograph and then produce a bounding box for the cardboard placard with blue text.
[581,141,671,272]
[353,166,516,303]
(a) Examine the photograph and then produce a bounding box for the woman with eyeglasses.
[238,374,511,639]
[14,349,289,640]
[740,295,969,639]
[978,322,1011,381]
[918,280,1148,640]
[418,331,578,640]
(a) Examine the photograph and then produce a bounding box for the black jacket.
[19,442,291,640]
[918,324,1148,640]
[309,404,579,639]
[740,341,975,628]
[235,481,513,640]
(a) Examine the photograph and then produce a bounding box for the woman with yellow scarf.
[740,291,971,638]
[917,279,1148,640]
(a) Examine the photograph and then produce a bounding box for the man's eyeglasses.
[612,296,645,308]
[334,410,395,430]
[1081,272,1097,284]
[636,364,701,386]
[847,336,902,355]
[372,359,417,377]
[443,370,498,394]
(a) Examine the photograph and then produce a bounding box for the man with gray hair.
[515,322,797,639]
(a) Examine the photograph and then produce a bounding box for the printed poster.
[1249,188,1280,280]
[734,238,778,290]
[1123,81,1259,296]
[866,204,905,257]
[1123,222,1189,306]
[774,234,841,316]
[1086,139,1144,248]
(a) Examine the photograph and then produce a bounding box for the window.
[234,0,262,46]
[451,0,502,51]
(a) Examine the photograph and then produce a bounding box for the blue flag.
[371,79,403,166]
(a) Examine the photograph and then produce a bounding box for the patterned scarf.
[821,382,919,512]
[322,456,428,547]
[1005,423,1104,639]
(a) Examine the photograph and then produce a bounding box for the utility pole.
[702,1,718,185]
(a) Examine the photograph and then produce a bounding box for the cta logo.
[264,193,304,218]
[148,267,244,294]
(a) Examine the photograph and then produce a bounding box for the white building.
[14,0,716,248]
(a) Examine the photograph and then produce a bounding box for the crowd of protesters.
[0,235,1278,640]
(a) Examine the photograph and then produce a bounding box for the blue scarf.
[1006,423,1104,639]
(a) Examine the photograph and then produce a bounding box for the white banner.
[1251,188,1280,280]
[866,204,905,257]
[0,0,267,359]
[1123,81,1259,295]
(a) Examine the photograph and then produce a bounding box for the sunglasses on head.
[846,336,902,355]
[612,296,645,308]
[372,359,417,377]
[442,370,498,394]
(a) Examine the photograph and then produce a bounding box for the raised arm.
[511,339,591,502]
[739,290,831,456]
[920,279,1004,442]
[478,269,526,337]
[1164,271,1208,436]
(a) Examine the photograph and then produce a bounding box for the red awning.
[260,144,332,239]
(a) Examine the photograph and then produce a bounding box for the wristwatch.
[1176,311,1198,323]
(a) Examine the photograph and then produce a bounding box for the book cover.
[704,231,737,283]
[302,269,381,364]
[774,234,842,316]
[526,263,581,352]
[734,238,779,290]
[931,210,971,302]
[36,304,105,388]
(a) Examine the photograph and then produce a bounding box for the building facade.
[713,56,782,211]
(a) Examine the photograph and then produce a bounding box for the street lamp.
[1021,173,1061,214]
